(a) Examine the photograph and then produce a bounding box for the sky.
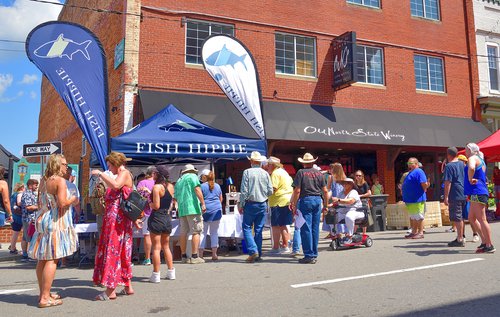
[0,0,64,157]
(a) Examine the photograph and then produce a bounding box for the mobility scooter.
[325,207,373,251]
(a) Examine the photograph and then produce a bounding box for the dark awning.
[264,101,491,147]
[139,89,259,139]
[139,90,491,148]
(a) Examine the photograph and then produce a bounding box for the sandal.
[94,292,116,301]
[38,298,63,308]
[117,288,134,296]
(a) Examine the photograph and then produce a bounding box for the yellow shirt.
[269,168,293,207]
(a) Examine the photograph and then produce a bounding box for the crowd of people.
[0,141,496,308]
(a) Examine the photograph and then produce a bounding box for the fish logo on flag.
[34,34,92,60]
[26,21,109,169]
[202,35,265,140]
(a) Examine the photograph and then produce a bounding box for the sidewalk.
[0,242,22,262]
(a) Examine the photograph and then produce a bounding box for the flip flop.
[94,292,116,301]
[50,293,61,300]
[117,289,134,296]
[38,298,63,308]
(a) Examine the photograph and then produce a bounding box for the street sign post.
[23,142,62,157]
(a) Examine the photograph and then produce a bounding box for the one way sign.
[23,142,62,157]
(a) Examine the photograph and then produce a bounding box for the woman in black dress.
[148,168,175,283]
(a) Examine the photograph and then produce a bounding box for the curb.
[0,254,20,262]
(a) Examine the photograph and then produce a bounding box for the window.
[356,45,384,85]
[414,55,445,92]
[347,0,380,8]
[487,45,499,91]
[411,0,440,20]
[185,20,234,64]
[275,33,316,77]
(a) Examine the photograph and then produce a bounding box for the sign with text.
[332,31,357,91]
[23,142,62,157]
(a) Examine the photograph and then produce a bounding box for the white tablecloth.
[74,213,244,238]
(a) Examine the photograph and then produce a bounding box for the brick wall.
[139,0,475,118]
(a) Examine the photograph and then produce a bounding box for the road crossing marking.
[291,258,485,288]
[0,288,35,295]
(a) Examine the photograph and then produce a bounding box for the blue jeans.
[292,226,301,253]
[299,196,322,259]
[242,201,267,256]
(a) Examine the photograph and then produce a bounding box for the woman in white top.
[332,178,364,243]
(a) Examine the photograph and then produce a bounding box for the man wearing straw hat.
[267,156,293,254]
[174,164,207,264]
[290,153,328,264]
[239,151,273,263]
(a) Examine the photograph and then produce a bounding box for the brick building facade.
[37,0,490,204]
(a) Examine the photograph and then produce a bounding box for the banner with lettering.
[26,21,108,168]
[202,35,265,140]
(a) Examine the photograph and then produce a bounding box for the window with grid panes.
[347,0,380,8]
[414,54,445,92]
[185,20,234,64]
[487,45,499,91]
[275,33,316,77]
[356,45,384,85]
[410,0,440,20]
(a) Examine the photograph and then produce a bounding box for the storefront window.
[356,45,384,85]
[275,33,316,77]
[185,20,234,65]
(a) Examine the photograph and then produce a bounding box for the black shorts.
[270,206,293,226]
[448,200,466,222]
[147,210,172,235]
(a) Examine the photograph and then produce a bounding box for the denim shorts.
[270,206,293,226]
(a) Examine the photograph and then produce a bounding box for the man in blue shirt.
[443,147,466,247]
[402,158,429,239]
[239,151,273,263]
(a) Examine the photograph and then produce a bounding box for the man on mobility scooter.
[327,178,373,250]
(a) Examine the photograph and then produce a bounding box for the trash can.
[367,194,389,232]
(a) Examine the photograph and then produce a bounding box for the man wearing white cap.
[267,156,293,254]
[290,153,328,264]
[174,164,207,264]
[239,151,273,263]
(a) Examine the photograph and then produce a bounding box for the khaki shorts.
[179,214,203,235]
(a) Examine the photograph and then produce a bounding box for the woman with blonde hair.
[325,163,347,236]
[91,151,140,300]
[29,154,77,308]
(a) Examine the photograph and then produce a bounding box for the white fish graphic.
[34,34,92,60]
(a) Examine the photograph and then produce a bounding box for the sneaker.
[132,255,139,262]
[298,257,317,264]
[142,258,151,266]
[411,234,424,239]
[483,245,496,253]
[447,239,465,247]
[166,268,176,280]
[181,257,189,264]
[407,228,412,234]
[405,233,416,239]
[472,234,480,243]
[245,253,259,263]
[445,227,456,233]
[343,237,353,244]
[279,247,291,254]
[475,244,486,253]
[149,271,161,283]
[28,258,37,263]
[8,246,19,255]
[268,248,280,255]
[21,255,29,262]
[189,257,205,264]
[254,256,263,262]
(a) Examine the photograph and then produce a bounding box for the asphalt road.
[1,222,500,317]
